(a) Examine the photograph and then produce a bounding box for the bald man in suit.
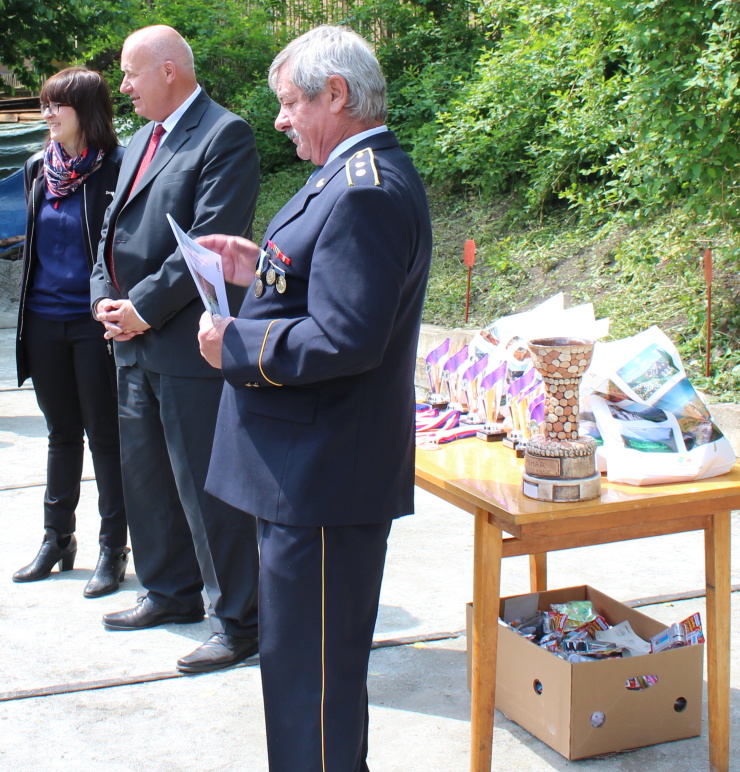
[90,25,259,673]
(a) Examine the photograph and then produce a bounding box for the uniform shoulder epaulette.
[345,148,380,187]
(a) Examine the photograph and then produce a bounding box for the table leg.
[704,511,731,772]
[470,507,503,772]
[528,553,547,591]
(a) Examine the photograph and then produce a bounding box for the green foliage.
[344,0,485,151]
[9,0,740,233]
[233,82,300,173]
[414,0,740,236]
[586,0,740,230]
[0,0,134,90]
[412,0,625,210]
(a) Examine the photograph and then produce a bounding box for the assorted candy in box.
[649,611,705,653]
[502,600,704,664]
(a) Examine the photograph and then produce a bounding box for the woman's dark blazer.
[15,145,125,386]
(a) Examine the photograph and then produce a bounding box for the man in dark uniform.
[197,25,432,771]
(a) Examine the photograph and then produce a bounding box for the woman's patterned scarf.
[43,141,105,199]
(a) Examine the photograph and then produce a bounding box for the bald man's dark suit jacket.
[90,89,255,375]
[90,90,260,631]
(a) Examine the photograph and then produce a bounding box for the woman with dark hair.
[13,66,129,597]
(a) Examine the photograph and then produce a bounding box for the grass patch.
[427,188,740,401]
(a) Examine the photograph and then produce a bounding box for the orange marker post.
[464,239,476,324]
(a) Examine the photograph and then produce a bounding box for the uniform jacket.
[16,146,124,386]
[89,90,258,378]
[207,130,433,527]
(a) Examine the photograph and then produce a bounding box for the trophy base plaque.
[476,421,506,441]
[428,394,449,411]
[522,470,601,502]
[502,429,524,450]
[522,435,601,502]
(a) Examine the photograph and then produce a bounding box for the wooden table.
[415,439,739,772]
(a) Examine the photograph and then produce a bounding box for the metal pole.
[704,248,713,378]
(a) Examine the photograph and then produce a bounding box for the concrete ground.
[0,310,738,771]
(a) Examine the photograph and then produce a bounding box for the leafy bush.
[0,0,134,89]
[233,82,300,174]
[413,0,740,238]
[587,0,740,235]
[412,0,625,210]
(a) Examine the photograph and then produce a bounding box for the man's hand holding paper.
[195,234,260,287]
[167,214,234,317]
[192,232,261,369]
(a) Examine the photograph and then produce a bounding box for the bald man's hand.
[96,298,150,341]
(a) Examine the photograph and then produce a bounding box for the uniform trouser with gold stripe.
[257,519,392,772]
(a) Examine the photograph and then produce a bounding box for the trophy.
[526,392,546,439]
[460,354,488,424]
[425,338,450,410]
[476,360,507,441]
[443,346,471,413]
[522,338,601,502]
[502,366,538,452]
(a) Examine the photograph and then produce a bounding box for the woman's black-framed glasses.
[40,102,67,116]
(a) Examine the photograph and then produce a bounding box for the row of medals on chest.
[254,247,287,298]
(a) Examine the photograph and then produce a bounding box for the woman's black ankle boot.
[83,545,131,598]
[13,532,77,582]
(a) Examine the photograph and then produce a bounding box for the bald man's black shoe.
[177,633,258,673]
[103,595,204,630]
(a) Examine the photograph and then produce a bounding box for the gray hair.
[268,25,387,124]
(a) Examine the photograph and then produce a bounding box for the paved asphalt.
[0,308,738,771]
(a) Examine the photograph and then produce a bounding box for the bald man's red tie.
[128,124,166,198]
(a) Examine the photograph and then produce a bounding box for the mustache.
[286,129,300,142]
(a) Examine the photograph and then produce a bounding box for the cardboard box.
[466,585,703,760]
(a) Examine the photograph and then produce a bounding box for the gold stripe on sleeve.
[258,319,283,387]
